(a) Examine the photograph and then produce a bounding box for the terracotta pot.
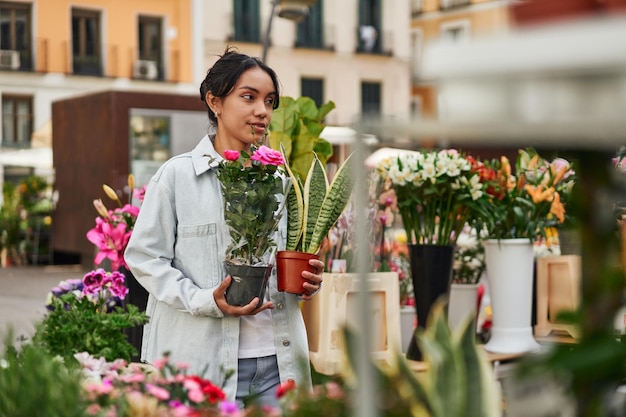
[276,250,319,294]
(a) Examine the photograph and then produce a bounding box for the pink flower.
[86,218,131,271]
[134,185,148,202]
[146,383,171,400]
[250,145,285,166]
[224,149,240,161]
[220,401,240,414]
[120,204,140,217]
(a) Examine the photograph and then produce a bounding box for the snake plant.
[281,144,355,254]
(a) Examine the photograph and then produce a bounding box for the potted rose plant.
[211,144,288,306]
[276,146,355,294]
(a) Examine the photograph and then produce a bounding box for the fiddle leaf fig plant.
[270,96,335,184]
[281,144,355,255]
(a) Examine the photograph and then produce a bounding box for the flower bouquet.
[376,149,490,246]
[211,145,288,306]
[86,174,146,271]
[33,269,149,362]
[475,148,575,241]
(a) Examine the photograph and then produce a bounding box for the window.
[71,8,102,76]
[129,114,171,187]
[410,29,423,82]
[233,0,260,43]
[296,1,323,48]
[0,1,32,70]
[361,82,381,115]
[2,95,33,149]
[440,20,470,43]
[301,78,324,109]
[138,16,163,80]
[357,0,382,53]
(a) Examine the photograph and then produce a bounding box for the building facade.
[410,0,512,118]
[198,0,412,127]
[1,0,412,263]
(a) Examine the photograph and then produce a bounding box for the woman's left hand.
[300,259,324,301]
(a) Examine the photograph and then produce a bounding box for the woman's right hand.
[213,275,274,316]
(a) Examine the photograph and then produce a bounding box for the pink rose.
[224,150,240,161]
[250,145,285,166]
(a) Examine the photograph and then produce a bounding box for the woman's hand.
[300,259,324,301]
[214,276,274,316]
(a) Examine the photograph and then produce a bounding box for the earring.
[214,110,218,118]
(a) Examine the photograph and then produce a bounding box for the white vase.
[448,283,479,332]
[400,305,416,353]
[483,238,541,354]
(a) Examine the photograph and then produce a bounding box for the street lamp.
[262,0,317,62]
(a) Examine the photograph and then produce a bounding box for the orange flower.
[500,156,511,178]
[551,165,568,186]
[524,185,555,204]
[527,154,540,170]
[550,192,565,223]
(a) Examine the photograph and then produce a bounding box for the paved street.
[0,265,86,350]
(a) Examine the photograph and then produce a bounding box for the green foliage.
[212,146,285,264]
[33,292,149,363]
[0,332,88,417]
[282,146,356,254]
[0,182,22,253]
[341,300,501,417]
[269,96,334,184]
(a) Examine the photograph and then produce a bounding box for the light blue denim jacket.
[124,135,312,401]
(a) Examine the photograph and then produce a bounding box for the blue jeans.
[236,355,281,410]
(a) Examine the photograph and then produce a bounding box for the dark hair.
[199,46,280,125]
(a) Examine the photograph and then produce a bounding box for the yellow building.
[0,0,195,155]
[410,0,512,118]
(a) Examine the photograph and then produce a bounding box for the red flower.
[276,379,297,398]
[223,149,240,161]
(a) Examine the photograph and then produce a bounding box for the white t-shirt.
[238,291,276,358]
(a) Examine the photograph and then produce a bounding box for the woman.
[124,47,324,409]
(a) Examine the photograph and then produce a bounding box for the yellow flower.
[103,184,121,205]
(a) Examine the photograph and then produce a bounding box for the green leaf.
[302,155,328,252]
[281,144,304,251]
[307,153,355,254]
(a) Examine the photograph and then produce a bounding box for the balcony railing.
[31,37,179,81]
[412,0,423,15]
[440,0,471,10]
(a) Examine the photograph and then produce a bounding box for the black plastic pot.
[224,261,273,308]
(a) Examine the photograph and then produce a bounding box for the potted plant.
[269,95,334,184]
[32,268,149,363]
[210,144,288,306]
[474,148,575,354]
[276,145,355,294]
[449,226,486,331]
[375,148,492,360]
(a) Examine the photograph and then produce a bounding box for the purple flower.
[83,269,107,295]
